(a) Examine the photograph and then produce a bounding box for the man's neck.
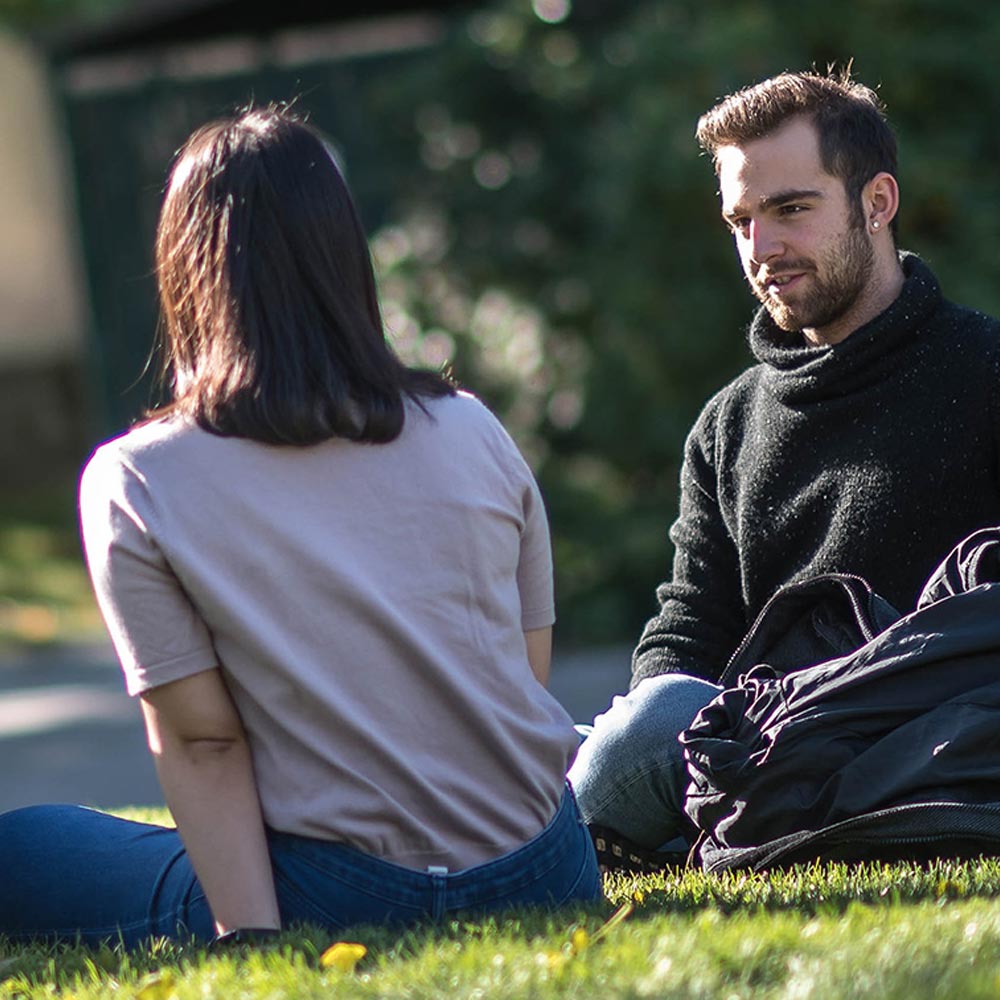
[803,253,906,347]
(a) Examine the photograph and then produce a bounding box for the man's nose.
[748,219,783,265]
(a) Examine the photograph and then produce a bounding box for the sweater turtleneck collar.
[749,252,941,404]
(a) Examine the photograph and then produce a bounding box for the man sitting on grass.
[569,68,1000,861]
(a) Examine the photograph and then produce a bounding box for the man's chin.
[752,288,804,332]
[763,303,803,333]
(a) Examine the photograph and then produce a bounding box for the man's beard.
[751,223,875,334]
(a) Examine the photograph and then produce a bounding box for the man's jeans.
[568,674,722,850]
[0,786,600,947]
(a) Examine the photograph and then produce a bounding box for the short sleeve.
[462,395,556,632]
[515,463,556,632]
[79,444,218,696]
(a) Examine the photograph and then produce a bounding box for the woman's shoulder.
[409,390,534,475]
[408,389,490,432]
[422,388,488,416]
[417,390,521,447]
[86,416,194,468]
[81,418,212,501]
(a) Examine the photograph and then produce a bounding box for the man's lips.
[760,271,807,297]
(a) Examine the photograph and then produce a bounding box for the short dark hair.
[696,70,898,230]
[152,105,454,445]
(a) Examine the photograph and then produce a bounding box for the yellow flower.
[569,928,590,955]
[320,941,367,973]
[537,949,567,971]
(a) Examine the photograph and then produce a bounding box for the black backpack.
[683,528,1000,873]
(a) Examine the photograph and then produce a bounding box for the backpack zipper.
[718,574,879,688]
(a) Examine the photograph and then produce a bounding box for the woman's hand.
[140,669,281,935]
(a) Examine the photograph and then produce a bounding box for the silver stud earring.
[871,219,881,231]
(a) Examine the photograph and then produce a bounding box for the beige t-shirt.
[80,391,577,871]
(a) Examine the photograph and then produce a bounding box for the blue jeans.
[0,787,599,948]
[567,674,722,850]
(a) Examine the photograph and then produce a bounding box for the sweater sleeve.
[630,397,747,687]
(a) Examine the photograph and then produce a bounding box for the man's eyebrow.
[759,188,824,210]
[722,188,825,221]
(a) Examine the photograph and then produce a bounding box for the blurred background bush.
[2,0,998,649]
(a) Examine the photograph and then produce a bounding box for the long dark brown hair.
[151,105,454,444]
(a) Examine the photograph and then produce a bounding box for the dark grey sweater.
[632,254,1000,686]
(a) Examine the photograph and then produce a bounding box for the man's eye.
[728,218,750,234]
[779,204,806,215]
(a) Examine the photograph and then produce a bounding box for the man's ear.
[863,172,899,233]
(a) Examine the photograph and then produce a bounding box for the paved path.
[0,640,631,812]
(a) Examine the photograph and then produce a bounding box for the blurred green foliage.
[31,0,1000,649]
[365,0,1000,645]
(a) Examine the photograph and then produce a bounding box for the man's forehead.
[715,143,753,183]
[716,116,822,164]
[715,121,835,208]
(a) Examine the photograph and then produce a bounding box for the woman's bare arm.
[524,626,553,687]
[140,669,280,935]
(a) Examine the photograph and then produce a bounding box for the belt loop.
[427,866,449,920]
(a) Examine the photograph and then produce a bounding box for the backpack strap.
[918,527,1000,609]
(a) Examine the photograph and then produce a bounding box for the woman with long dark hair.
[0,106,600,946]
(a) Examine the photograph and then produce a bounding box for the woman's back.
[81,390,577,871]
[2,106,598,949]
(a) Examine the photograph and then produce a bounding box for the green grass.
[0,490,103,647]
[5,834,1000,1000]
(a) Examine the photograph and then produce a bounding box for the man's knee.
[568,673,721,792]
[589,673,720,749]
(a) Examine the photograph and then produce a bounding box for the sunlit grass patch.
[5,857,1000,998]
[110,806,174,827]
[605,856,1000,915]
